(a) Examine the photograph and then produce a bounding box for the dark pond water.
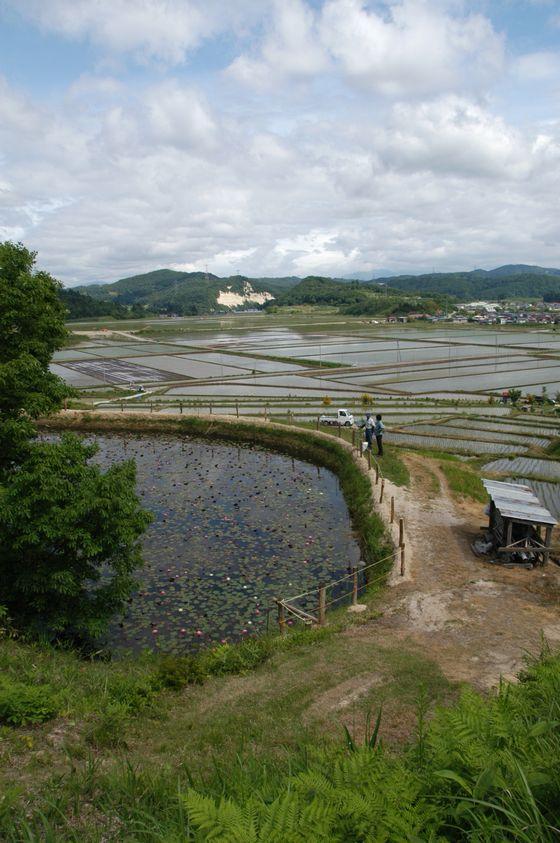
[62,433,361,653]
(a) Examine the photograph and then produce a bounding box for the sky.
[0,0,559,285]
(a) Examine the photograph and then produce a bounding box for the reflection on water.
[58,433,361,654]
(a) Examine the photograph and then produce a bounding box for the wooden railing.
[274,552,396,634]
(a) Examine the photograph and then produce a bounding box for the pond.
[67,433,361,654]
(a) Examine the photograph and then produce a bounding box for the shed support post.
[505,520,513,549]
[544,525,553,565]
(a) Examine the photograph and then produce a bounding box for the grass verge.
[439,460,487,503]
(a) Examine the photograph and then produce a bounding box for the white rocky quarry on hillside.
[216,283,274,308]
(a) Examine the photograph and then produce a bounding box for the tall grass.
[3,646,559,841]
[439,460,487,503]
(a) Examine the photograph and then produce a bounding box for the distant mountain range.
[62,263,560,319]
[374,265,560,299]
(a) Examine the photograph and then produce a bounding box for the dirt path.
[71,329,145,342]
[359,452,560,689]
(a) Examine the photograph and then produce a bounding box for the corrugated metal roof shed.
[483,479,557,526]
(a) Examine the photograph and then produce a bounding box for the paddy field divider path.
[39,409,412,633]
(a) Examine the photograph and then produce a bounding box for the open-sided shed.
[482,478,557,565]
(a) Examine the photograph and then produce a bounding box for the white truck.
[319,408,354,427]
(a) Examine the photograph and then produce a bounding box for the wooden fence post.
[179,401,183,415]
[399,518,404,548]
[352,568,358,605]
[337,424,342,438]
[400,544,406,576]
[318,584,326,626]
[209,402,213,415]
[121,400,124,412]
[352,428,356,446]
[276,600,286,636]
[236,400,239,418]
[390,496,395,523]
[375,464,379,485]
[380,479,385,504]
[150,401,153,413]
[367,450,371,471]
[316,416,320,431]
[264,405,268,422]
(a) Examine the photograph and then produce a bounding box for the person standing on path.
[374,414,385,456]
[360,412,374,450]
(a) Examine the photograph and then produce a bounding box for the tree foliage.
[0,242,72,471]
[0,434,151,638]
[0,240,151,640]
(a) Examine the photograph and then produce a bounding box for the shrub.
[202,638,274,677]
[85,702,130,749]
[154,655,207,690]
[0,679,59,726]
[106,676,155,713]
[321,395,332,406]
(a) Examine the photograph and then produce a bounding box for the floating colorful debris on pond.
[53,433,361,654]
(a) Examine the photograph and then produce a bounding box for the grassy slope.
[0,621,455,840]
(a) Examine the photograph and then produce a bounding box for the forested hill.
[373,265,560,300]
[74,271,275,316]
[67,263,560,319]
[58,288,137,320]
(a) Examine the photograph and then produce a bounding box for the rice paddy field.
[55,315,560,403]
[57,312,560,539]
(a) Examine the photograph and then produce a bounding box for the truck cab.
[319,408,355,427]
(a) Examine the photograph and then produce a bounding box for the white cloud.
[144,82,217,150]
[376,96,531,179]
[319,0,504,97]
[0,3,560,283]
[7,0,262,63]
[228,0,327,88]
[514,51,560,81]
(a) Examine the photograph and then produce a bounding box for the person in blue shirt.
[374,414,385,456]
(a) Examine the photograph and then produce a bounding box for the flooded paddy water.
[61,433,361,654]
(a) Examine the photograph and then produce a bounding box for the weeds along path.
[368,451,560,691]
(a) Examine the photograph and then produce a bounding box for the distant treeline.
[265,276,450,316]
[58,288,147,320]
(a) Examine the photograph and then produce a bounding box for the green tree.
[0,435,151,639]
[0,241,151,640]
[0,242,71,473]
